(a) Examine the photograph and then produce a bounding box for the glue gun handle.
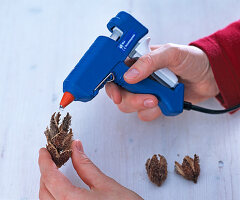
[113,62,184,116]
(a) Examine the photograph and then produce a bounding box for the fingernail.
[75,140,84,152]
[144,99,155,108]
[124,68,139,79]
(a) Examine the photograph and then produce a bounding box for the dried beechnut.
[44,112,73,168]
[145,154,168,186]
[175,154,200,183]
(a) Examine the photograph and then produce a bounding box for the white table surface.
[0,0,239,199]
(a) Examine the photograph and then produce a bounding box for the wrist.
[201,50,220,97]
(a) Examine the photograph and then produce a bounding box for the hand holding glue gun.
[60,11,239,118]
[106,43,219,121]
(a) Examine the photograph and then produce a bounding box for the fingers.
[124,43,182,84]
[106,44,171,121]
[106,82,160,121]
[71,140,111,189]
[105,83,122,104]
[117,89,158,113]
[39,178,55,200]
[138,106,162,121]
[106,82,158,112]
[38,148,80,199]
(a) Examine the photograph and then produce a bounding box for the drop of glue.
[59,105,64,112]
[58,105,67,116]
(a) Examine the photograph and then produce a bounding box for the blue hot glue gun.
[60,11,184,116]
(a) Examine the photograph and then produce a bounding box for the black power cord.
[183,101,240,114]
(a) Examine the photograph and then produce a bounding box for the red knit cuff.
[190,37,239,109]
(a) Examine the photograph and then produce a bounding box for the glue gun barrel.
[60,92,75,108]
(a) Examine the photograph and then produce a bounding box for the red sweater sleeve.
[190,20,240,109]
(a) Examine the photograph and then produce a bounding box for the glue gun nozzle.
[60,92,75,108]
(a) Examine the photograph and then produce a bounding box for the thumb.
[71,140,110,189]
[124,43,182,84]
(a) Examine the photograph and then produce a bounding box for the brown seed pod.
[44,112,73,168]
[145,154,168,186]
[175,154,200,183]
